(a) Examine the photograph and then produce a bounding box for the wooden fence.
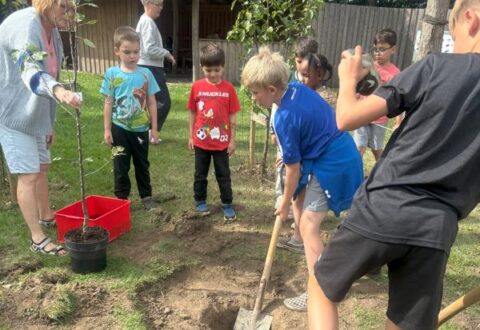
[315,3,426,86]
[76,3,432,85]
[77,0,140,74]
[209,3,428,85]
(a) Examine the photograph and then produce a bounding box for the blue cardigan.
[0,7,63,136]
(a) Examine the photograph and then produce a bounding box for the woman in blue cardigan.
[0,0,81,256]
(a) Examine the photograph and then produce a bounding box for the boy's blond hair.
[141,0,163,5]
[33,0,74,17]
[114,26,140,48]
[241,47,290,90]
[449,0,480,32]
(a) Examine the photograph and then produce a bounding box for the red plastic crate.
[55,195,131,243]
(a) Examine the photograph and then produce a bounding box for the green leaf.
[82,19,97,25]
[82,38,96,48]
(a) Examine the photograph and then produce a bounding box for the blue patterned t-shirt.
[100,66,160,132]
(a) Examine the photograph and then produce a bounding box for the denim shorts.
[303,175,329,212]
[353,124,387,150]
[0,123,50,174]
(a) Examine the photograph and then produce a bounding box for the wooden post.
[249,111,268,170]
[249,116,256,169]
[191,0,200,81]
[415,0,450,61]
[172,0,179,74]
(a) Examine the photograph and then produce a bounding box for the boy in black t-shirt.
[308,1,480,329]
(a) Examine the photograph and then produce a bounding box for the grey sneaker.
[276,237,304,254]
[284,292,307,312]
[142,197,158,211]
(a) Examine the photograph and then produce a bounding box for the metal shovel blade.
[233,308,272,330]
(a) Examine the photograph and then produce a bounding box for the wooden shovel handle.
[250,215,284,326]
[438,286,480,327]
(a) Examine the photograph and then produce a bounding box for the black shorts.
[314,225,449,330]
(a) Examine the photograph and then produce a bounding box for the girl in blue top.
[241,47,363,305]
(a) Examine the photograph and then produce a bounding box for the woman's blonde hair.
[32,0,74,17]
[241,47,290,90]
[449,0,480,32]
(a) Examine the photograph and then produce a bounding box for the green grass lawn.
[0,72,478,329]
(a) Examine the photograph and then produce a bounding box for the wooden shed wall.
[77,0,140,74]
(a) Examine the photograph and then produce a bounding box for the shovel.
[437,286,480,327]
[233,215,284,330]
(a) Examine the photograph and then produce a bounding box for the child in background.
[309,1,480,328]
[297,52,336,107]
[242,47,363,314]
[293,37,319,81]
[187,43,240,221]
[100,26,160,211]
[353,29,400,161]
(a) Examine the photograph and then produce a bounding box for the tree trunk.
[416,0,450,61]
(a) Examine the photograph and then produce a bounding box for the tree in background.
[415,0,450,60]
[0,0,28,22]
[227,0,324,174]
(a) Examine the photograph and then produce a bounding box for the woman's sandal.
[39,217,56,228]
[30,237,67,256]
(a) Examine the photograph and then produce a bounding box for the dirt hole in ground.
[174,211,212,237]
[199,302,238,330]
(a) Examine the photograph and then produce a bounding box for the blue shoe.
[195,201,210,215]
[222,204,236,221]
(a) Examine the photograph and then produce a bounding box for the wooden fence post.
[249,113,256,169]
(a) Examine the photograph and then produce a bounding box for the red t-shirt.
[371,62,400,124]
[187,79,240,150]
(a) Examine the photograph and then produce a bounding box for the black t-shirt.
[343,53,480,253]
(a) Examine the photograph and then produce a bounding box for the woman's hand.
[53,85,82,109]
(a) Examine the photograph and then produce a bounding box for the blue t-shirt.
[273,82,340,164]
[100,66,160,132]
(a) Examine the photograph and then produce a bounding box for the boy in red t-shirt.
[353,29,401,161]
[187,43,240,221]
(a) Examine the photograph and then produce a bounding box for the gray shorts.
[353,124,387,150]
[0,123,51,174]
[303,175,329,212]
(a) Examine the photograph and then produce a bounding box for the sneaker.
[195,201,210,215]
[283,292,307,312]
[276,237,304,254]
[142,197,158,211]
[221,204,236,221]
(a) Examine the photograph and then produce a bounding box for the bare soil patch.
[1,208,478,329]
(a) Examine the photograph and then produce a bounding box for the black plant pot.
[64,226,109,274]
